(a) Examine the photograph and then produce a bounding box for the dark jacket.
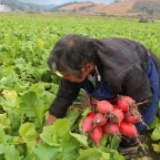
[49,38,160,118]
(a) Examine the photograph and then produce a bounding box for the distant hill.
[57,1,136,15]
[130,0,160,13]
[53,0,160,15]
[50,1,93,12]
[0,0,53,12]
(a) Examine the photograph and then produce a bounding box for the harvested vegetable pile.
[81,95,148,147]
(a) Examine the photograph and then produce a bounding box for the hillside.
[58,0,160,15]
[60,2,98,11]
[130,0,160,13]
[59,1,136,15]
[100,1,136,15]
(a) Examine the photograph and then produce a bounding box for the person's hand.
[35,114,57,148]
[46,114,57,126]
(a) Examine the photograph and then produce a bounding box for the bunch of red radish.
[82,95,147,147]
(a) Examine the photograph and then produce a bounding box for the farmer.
[150,17,154,23]
[46,34,160,159]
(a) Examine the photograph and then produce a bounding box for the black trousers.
[119,136,139,147]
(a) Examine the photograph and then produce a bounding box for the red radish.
[117,95,135,112]
[93,113,107,127]
[110,107,124,124]
[120,121,147,154]
[90,127,103,147]
[117,95,148,111]
[124,111,141,124]
[85,112,96,119]
[82,112,96,136]
[119,121,138,138]
[128,108,147,126]
[103,122,120,138]
[98,100,113,115]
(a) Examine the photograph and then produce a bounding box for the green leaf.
[1,101,17,109]
[142,143,149,150]
[81,108,91,117]
[98,147,111,160]
[64,109,81,130]
[70,132,89,148]
[19,123,38,156]
[23,153,36,160]
[33,143,61,160]
[0,126,6,144]
[4,34,12,46]
[0,113,11,130]
[110,136,121,150]
[100,158,107,160]
[51,74,61,84]
[2,90,18,102]
[0,104,21,136]
[19,122,38,144]
[61,137,79,160]
[40,133,60,147]
[39,91,55,111]
[110,149,124,160]
[4,145,22,160]
[151,128,160,141]
[99,134,108,148]
[149,117,159,129]
[42,125,54,134]
[0,154,5,160]
[20,92,45,131]
[77,148,103,160]
[52,119,70,142]
[3,74,18,88]
[0,144,5,154]
[12,136,23,144]
[29,83,45,96]
[152,144,160,153]
[14,83,29,92]
[51,84,59,94]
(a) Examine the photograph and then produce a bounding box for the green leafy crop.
[0,13,160,159]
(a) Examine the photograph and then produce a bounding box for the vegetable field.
[0,13,160,160]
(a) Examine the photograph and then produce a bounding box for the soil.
[135,130,160,160]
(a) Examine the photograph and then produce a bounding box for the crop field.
[0,13,160,160]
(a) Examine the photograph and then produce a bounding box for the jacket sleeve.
[49,78,80,118]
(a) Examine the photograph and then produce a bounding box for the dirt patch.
[137,130,160,160]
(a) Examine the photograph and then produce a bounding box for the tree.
[141,6,148,12]
[141,7,154,15]
[141,6,148,15]
[99,12,107,16]
[71,8,76,13]
[147,9,154,15]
